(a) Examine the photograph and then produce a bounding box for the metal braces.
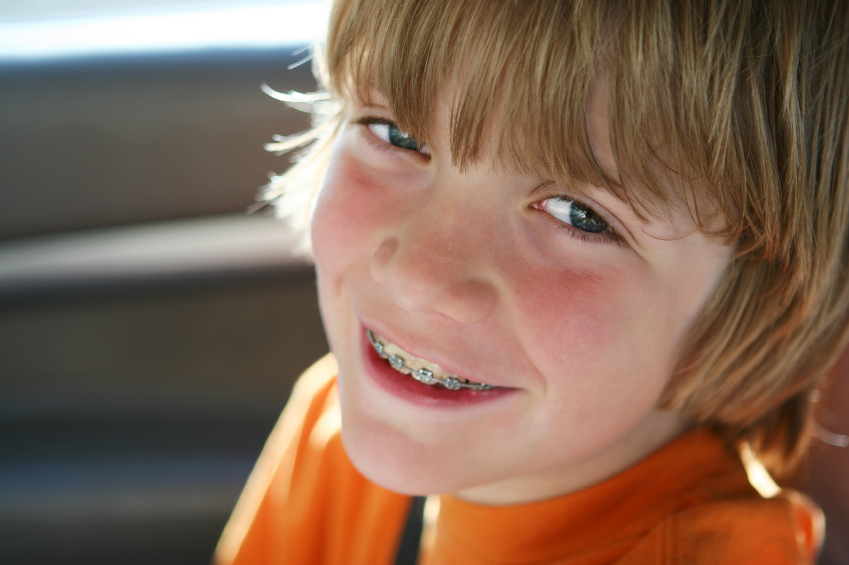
[366,329,494,391]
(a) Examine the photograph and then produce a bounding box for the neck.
[453,409,692,506]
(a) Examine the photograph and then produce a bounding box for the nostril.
[370,239,399,285]
[371,235,498,323]
[444,279,497,324]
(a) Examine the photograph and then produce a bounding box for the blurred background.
[0,1,329,563]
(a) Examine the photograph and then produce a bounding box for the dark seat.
[0,48,327,565]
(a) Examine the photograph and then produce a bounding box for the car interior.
[0,2,328,563]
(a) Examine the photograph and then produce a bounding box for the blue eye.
[541,196,610,234]
[367,121,428,154]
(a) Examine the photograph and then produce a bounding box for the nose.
[369,213,498,324]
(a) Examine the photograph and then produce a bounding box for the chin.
[338,411,477,496]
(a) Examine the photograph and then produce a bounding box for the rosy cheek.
[508,262,640,376]
[313,153,381,263]
[312,145,422,263]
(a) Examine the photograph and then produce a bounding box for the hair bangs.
[324,0,755,230]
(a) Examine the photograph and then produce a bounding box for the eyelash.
[353,116,430,160]
[353,115,622,247]
[534,193,624,247]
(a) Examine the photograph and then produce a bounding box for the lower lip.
[359,327,516,407]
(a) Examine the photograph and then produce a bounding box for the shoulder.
[622,489,823,565]
[612,430,823,565]
[214,353,341,564]
[215,354,411,565]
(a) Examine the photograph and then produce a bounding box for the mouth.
[366,329,495,391]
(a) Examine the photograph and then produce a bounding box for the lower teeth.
[367,329,494,391]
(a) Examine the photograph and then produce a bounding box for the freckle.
[510,265,633,353]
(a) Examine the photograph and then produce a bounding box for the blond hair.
[265,0,849,472]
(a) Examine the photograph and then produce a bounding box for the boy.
[216,0,848,562]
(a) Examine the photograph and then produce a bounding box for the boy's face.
[311,85,732,503]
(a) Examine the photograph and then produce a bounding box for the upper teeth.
[366,329,494,391]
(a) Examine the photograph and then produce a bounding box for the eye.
[365,119,429,155]
[538,196,610,234]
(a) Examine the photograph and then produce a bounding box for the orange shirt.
[215,355,822,565]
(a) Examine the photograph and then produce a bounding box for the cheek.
[311,154,375,265]
[511,265,632,364]
[509,259,676,391]
[311,146,423,269]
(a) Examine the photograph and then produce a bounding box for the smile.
[366,329,494,391]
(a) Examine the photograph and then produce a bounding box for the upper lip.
[359,316,510,388]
